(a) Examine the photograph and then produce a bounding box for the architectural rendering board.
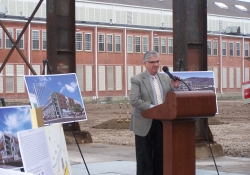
[24,73,87,125]
[17,124,72,175]
[162,71,218,113]
[0,105,32,169]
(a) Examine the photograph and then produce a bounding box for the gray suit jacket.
[129,71,175,137]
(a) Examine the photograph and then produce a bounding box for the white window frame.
[222,41,227,56]
[76,32,83,51]
[236,42,240,57]
[168,38,173,54]
[6,64,14,93]
[207,40,212,56]
[85,33,92,51]
[161,37,167,54]
[42,30,47,50]
[143,36,148,53]
[5,28,13,49]
[32,30,40,50]
[107,66,114,90]
[213,41,218,56]
[98,34,105,52]
[16,29,24,49]
[154,37,159,53]
[127,35,133,53]
[229,42,234,57]
[245,42,249,57]
[135,36,141,53]
[107,34,113,52]
[115,35,121,52]
[16,65,25,93]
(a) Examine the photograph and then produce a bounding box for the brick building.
[0,0,250,101]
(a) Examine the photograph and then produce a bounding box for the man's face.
[144,56,160,75]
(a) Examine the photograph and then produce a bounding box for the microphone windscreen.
[162,66,169,72]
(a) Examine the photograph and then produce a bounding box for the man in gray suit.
[130,50,180,175]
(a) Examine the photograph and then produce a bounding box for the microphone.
[162,66,181,81]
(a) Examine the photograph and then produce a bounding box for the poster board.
[0,106,32,169]
[17,124,72,175]
[24,73,87,125]
[242,80,250,104]
[162,71,218,113]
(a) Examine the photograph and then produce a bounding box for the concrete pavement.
[68,143,250,175]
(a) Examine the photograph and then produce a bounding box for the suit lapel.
[142,71,155,103]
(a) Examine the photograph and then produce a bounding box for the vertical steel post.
[173,0,212,142]
[47,0,76,74]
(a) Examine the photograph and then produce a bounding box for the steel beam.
[47,0,76,74]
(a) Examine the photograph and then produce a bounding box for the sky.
[24,73,84,108]
[0,106,32,137]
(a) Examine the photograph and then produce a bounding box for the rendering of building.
[0,0,250,101]
[0,133,20,163]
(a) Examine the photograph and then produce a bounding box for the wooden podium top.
[142,90,216,120]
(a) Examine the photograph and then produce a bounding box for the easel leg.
[70,123,90,175]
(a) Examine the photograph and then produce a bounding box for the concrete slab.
[68,143,250,175]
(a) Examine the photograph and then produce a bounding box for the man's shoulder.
[132,71,147,79]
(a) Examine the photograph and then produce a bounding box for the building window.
[222,42,226,56]
[85,33,92,51]
[42,31,47,50]
[154,37,159,53]
[6,65,14,93]
[245,42,249,57]
[115,35,121,52]
[168,38,173,54]
[17,65,25,93]
[99,66,105,91]
[107,34,113,52]
[16,29,24,49]
[127,35,133,53]
[32,30,40,50]
[115,66,122,90]
[76,32,83,51]
[6,29,13,49]
[229,42,234,56]
[0,29,2,48]
[207,41,211,55]
[135,36,141,53]
[161,38,167,54]
[98,34,105,52]
[86,65,92,91]
[143,36,148,53]
[213,41,218,56]
[107,66,114,90]
[236,43,240,57]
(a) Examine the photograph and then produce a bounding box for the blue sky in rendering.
[0,106,32,137]
[24,73,84,107]
[161,71,214,79]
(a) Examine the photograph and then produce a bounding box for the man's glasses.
[146,60,161,64]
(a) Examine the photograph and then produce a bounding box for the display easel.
[0,98,6,106]
[41,60,90,175]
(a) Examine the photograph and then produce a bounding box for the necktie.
[153,76,163,105]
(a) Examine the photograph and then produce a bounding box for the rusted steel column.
[173,0,212,142]
[173,0,207,71]
[47,0,76,74]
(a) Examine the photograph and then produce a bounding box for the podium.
[141,90,216,175]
